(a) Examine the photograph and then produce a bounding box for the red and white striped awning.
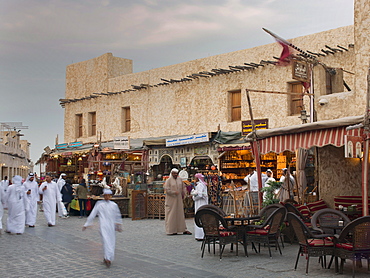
[258,126,363,154]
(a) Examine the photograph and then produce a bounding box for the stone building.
[58,0,369,204]
[0,123,32,179]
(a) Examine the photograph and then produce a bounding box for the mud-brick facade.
[60,0,370,203]
[62,26,355,144]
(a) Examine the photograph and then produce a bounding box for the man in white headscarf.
[0,176,9,209]
[23,173,39,227]
[0,176,7,233]
[6,175,26,234]
[164,168,192,235]
[82,189,122,268]
[191,173,208,240]
[278,168,295,202]
[56,173,68,218]
[39,174,61,227]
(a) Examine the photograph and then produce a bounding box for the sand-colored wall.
[65,53,132,100]
[63,26,356,144]
[318,146,363,208]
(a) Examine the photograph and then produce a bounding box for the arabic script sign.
[166,133,209,147]
[292,61,310,82]
[114,136,130,150]
[242,119,268,136]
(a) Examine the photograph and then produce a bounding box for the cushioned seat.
[307,239,334,247]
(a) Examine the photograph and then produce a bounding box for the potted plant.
[261,180,282,207]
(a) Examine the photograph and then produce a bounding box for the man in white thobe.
[6,175,26,234]
[244,170,267,206]
[23,173,39,227]
[56,173,68,218]
[39,174,61,227]
[82,189,122,268]
[0,178,6,233]
[278,168,295,202]
[191,173,208,240]
[263,169,276,201]
[1,176,9,209]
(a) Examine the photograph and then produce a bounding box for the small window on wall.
[288,83,304,116]
[229,90,241,122]
[122,107,131,132]
[76,114,83,138]
[88,112,96,136]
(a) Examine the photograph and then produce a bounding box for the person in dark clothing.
[76,179,88,218]
[61,179,74,215]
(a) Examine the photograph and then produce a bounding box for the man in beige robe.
[164,168,192,235]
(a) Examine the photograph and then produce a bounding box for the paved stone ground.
[1,211,369,278]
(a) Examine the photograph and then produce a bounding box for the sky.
[0,0,354,166]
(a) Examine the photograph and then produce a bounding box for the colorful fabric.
[307,199,328,213]
[219,231,237,237]
[247,229,269,235]
[294,204,311,218]
[335,243,353,250]
[307,239,334,247]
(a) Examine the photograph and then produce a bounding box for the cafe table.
[224,215,260,256]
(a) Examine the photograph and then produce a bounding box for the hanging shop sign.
[242,119,268,136]
[113,136,130,150]
[166,133,209,147]
[292,61,310,82]
[69,141,83,148]
[55,143,68,149]
[344,135,362,158]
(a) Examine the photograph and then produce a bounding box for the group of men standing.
[244,167,296,202]
[0,173,67,234]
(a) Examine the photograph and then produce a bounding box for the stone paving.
[1,211,369,278]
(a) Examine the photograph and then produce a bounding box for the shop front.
[246,115,367,210]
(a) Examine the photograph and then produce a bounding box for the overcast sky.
[0,0,354,166]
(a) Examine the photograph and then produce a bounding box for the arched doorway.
[152,155,178,180]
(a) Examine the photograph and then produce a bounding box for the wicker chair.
[311,208,351,235]
[287,212,334,275]
[284,202,311,223]
[246,207,286,257]
[258,204,286,247]
[259,203,284,220]
[195,208,238,260]
[334,216,370,277]
[197,204,227,217]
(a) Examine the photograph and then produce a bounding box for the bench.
[334,196,370,217]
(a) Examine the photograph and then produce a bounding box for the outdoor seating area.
[195,203,370,277]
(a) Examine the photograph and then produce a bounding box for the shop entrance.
[188,156,213,177]
[152,155,176,180]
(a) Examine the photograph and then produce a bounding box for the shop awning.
[246,115,364,154]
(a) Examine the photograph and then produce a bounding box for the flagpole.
[262,28,318,61]
[246,89,263,212]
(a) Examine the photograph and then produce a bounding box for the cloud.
[0,0,285,53]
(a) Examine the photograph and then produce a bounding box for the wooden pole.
[362,64,370,216]
[246,89,263,211]
[245,88,313,96]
